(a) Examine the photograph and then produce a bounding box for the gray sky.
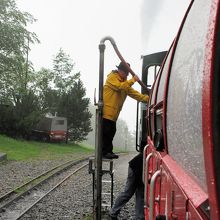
[17,0,190,131]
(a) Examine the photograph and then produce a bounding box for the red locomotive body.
[142,0,220,219]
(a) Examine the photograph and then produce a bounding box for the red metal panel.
[163,155,207,208]
[159,156,209,219]
[159,168,172,218]
[202,0,220,219]
[160,159,188,219]
[187,200,208,220]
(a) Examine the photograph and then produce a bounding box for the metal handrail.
[144,152,153,207]
[142,144,149,183]
[149,170,161,220]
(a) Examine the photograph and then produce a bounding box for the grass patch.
[0,135,94,161]
[82,216,93,220]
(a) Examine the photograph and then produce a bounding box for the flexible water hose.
[100,36,150,94]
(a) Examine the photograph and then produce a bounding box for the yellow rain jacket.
[103,71,149,121]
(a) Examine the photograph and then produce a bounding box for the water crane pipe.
[94,36,149,220]
[100,36,150,94]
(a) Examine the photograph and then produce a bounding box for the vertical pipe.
[136,101,140,151]
[111,173,114,207]
[94,42,105,220]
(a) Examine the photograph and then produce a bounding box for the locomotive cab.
[136,51,167,152]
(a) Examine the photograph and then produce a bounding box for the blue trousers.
[110,167,144,219]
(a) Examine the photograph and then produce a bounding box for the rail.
[0,158,89,219]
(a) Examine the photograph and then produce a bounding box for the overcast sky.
[16,0,190,131]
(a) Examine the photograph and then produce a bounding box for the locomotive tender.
[141,0,220,219]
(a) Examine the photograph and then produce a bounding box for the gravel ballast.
[0,153,139,219]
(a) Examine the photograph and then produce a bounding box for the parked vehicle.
[32,116,67,142]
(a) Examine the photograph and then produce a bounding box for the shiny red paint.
[202,0,220,218]
[162,156,207,208]
[48,130,67,141]
[143,0,220,219]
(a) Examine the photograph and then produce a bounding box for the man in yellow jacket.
[102,62,149,159]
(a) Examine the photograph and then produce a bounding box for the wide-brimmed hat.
[116,62,130,74]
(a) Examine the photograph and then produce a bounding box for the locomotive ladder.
[88,157,114,217]
[93,36,148,219]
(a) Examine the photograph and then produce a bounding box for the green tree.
[35,68,57,114]
[0,0,39,101]
[53,48,80,93]
[35,49,81,115]
[0,0,40,137]
[36,49,92,142]
[12,90,42,137]
[52,49,92,142]
[58,80,92,142]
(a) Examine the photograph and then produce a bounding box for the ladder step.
[102,203,111,207]
[102,192,111,195]
[102,170,114,174]
[102,180,112,183]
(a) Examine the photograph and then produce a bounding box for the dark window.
[55,120,64,125]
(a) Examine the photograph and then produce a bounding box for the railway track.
[0,158,89,220]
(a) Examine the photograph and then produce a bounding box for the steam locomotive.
[138,0,220,219]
